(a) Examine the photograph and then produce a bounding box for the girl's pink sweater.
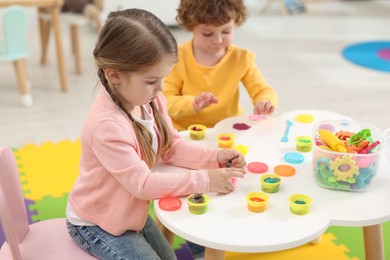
[68,87,220,236]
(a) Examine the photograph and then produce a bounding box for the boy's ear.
[104,68,121,85]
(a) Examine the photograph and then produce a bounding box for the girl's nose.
[156,82,163,92]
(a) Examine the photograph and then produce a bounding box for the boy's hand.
[254,100,275,115]
[193,92,218,112]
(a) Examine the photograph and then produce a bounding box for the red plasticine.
[233,123,251,130]
[159,197,182,211]
[360,140,380,154]
[250,197,265,202]
[248,162,268,173]
[220,136,231,141]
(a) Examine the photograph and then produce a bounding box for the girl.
[66,9,246,260]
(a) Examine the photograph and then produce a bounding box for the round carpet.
[342,41,390,72]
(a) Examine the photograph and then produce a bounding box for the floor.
[0,0,390,148]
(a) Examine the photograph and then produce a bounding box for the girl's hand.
[207,168,246,193]
[217,149,246,168]
[254,100,275,115]
[193,92,218,112]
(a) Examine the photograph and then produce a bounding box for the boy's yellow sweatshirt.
[163,39,278,130]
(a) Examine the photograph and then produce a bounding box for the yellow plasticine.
[318,145,333,151]
[233,144,249,155]
[319,129,347,153]
[296,114,315,123]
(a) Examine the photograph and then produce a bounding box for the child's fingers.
[225,168,246,178]
[232,155,246,167]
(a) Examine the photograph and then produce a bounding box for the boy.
[163,0,278,131]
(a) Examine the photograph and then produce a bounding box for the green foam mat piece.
[29,193,69,222]
[326,220,390,260]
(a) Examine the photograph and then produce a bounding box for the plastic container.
[187,194,210,215]
[217,133,236,148]
[289,194,312,215]
[295,136,313,152]
[188,124,207,140]
[260,174,282,193]
[246,192,268,213]
[313,120,384,192]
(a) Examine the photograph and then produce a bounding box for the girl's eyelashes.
[146,80,157,85]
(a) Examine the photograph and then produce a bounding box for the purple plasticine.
[233,123,251,130]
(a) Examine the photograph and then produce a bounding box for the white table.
[155,110,390,260]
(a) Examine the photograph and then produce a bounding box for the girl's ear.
[104,68,121,85]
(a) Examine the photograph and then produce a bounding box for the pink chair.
[0,146,96,260]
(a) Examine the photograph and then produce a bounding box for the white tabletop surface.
[154,110,390,253]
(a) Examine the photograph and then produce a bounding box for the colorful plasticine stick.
[318,129,347,152]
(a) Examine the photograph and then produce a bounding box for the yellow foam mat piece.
[15,140,81,201]
[225,233,359,260]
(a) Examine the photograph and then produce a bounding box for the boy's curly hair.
[176,0,248,31]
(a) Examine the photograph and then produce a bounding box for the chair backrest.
[2,6,29,60]
[0,146,29,259]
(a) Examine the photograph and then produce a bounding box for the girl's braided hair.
[93,9,178,168]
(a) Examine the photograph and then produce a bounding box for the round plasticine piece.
[319,123,335,132]
[159,197,182,211]
[284,152,304,164]
[296,114,314,123]
[248,162,268,173]
[274,164,296,177]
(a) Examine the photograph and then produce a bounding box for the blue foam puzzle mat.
[342,41,390,73]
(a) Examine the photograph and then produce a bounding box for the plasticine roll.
[318,129,347,152]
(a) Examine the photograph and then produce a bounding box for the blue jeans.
[66,216,176,260]
[186,240,205,259]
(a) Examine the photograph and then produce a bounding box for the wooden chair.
[39,10,88,75]
[0,6,32,107]
[0,146,96,260]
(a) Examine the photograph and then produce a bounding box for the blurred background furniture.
[0,146,96,260]
[260,0,288,15]
[260,0,306,15]
[0,6,32,106]
[0,0,68,92]
[39,11,88,75]
[39,0,103,75]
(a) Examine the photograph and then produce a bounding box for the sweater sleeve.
[163,42,199,120]
[87,93,222,200]
[155,93,221,170]
[163,67,198,119]
[89,120,211,199]
[241,52,279,109]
